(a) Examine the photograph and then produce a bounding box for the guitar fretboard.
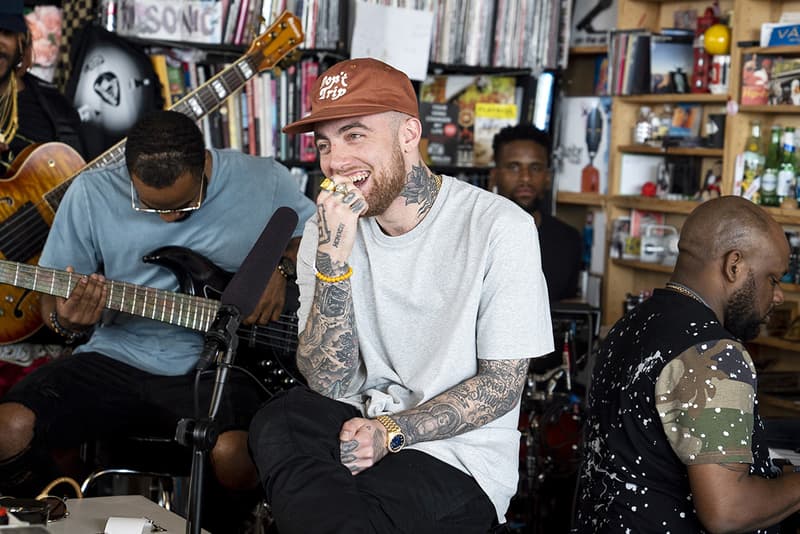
[0,260,220,332]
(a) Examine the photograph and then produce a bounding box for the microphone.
[196,206,299,371]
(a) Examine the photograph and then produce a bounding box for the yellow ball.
[704,24,731,55]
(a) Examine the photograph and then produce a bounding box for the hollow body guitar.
[0,11,304,345]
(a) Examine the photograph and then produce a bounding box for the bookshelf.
[603,0,800,414]
[103,1,567,195]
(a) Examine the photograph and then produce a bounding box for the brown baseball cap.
[282,57,419,135]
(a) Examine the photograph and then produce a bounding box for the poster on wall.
[554,96,611,194]
[571,0,617,47]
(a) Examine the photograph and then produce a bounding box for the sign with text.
[117,0,223,44]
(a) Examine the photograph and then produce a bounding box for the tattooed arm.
[338,358,529,474]
[297,176,367,398]
[296,250,361,397]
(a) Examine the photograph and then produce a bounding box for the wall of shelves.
[601,0,800,407]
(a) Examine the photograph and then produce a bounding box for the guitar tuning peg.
[250,15,266,41]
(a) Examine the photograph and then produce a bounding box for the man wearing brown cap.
[0,0,85,170]
[249,58,554,533]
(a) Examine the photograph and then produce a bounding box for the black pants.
[249,387,497,534]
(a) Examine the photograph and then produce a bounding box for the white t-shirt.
[297,175,554,521]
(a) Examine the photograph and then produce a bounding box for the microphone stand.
[176,305,241,534]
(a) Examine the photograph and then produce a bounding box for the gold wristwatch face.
[378,415,405,453]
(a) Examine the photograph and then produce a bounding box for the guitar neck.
[0,260,220,332]
[44,55,264,213]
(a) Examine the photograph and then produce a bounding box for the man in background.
[576,196,800,533]
[0,0,87,398]
[0,0,85,169]
[490,124,581,302]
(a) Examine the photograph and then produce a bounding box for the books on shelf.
[607,29,694,96]
[649,31,693,94]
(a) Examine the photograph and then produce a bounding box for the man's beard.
[723,271,766,341]
[515,193,544,214]
[363,140,406,217]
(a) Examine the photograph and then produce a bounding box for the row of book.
[353,0,569,71]
[149,46,538,169]
[149,49,325,162]
[607,29,694,96]
[491,0,570,71]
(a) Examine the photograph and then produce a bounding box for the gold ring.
[320,178,335,192]
[334,184,349,195]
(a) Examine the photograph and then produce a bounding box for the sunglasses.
[0,495,68,523]
[130,174,207,214]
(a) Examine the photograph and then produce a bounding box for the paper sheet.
[350,1,434,81]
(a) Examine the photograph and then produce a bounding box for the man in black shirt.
[0,0,85,170]
[490,124,581,301]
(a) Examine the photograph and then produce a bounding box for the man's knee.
[0,402,36,460]
[211,430,258,491]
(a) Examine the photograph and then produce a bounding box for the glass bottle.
[779,127,797,207]
[633,106,653,144]
[761,125,781,206]
[742,120,765,204]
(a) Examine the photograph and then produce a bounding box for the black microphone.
[196,206,299,371]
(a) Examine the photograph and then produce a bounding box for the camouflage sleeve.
[655,339,756,465]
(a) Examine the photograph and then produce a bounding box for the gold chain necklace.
[665,282,709,307]
[432,173,442,192]
[0,75,19,145]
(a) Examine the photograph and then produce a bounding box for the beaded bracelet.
[315,266,353,284]
[49,311,88,344]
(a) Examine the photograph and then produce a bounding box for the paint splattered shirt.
[574,289,778,533]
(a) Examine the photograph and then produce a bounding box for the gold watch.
[376,415,406,453]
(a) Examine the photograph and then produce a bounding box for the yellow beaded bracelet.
[315,266,353,283]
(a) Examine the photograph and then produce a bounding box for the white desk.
[45,495,209,534]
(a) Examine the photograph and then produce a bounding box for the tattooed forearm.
[391,359,529,445]
[400,163,439,219]
[297,253,360,397]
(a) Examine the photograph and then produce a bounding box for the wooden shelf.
[569,45,608,55]
[618,144,724,157]
[611,258,674,273]
[739,105,800,114]
[761,206,800,225]
[741,45,800,56]
[750,335,800,352]
[556,191,606,206]
[617,93,729,104]
[781,282,800,293]
[608,195,700,214]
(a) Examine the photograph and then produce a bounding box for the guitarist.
[0,0,86,171]
[0,110,315,531]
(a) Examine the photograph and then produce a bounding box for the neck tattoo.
[432,173,442,192]
[665,282,710,308]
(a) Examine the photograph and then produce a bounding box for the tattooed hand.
[316,176,368,269]
[338,417,388,475]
